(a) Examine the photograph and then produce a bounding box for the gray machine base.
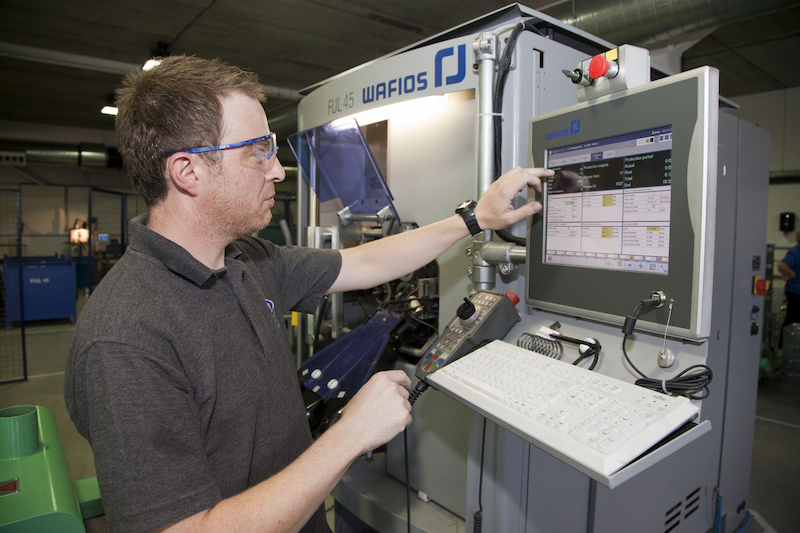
[332,453,464,533]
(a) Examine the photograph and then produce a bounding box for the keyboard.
[427,339,699,477]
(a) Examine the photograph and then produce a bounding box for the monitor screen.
[526,67,719,340]
[544,126,672,276]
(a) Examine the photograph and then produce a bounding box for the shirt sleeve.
[782,246,800,271]
[234,237,342,315]
[76,340,221,533]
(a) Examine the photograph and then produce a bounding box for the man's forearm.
[329,214,469,294]
[327,166,552,295]
[154,370,412,533]
[778,261,796,281]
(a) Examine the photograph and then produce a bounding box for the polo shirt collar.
[128,214,242,287]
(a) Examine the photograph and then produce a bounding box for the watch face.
[456,200,475,213]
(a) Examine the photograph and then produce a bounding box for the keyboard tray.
[427,340,712,488]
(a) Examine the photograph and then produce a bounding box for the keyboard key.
[569,427,593,443]
[641,411,659,423]
[596,433,627,454]
[554,421,571,433]
[622,420,648,438]
[460,375,507,401]
[524,395,549,410]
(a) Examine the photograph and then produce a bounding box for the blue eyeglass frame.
[167,132,278,158]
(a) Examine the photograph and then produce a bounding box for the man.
[778,229,800,344]
[64,55,553,533]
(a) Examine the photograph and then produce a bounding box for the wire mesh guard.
[90,190,146,287]
[783,323,800,388]
[0,190,25,383]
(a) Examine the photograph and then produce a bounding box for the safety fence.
[0,189,26,383]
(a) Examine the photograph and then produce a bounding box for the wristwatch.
[455,200,482,236]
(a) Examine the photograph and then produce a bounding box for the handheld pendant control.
[415,290,520,381]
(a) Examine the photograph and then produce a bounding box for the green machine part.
[0,405,93,533]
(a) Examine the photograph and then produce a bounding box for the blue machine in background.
[3,255,77,330]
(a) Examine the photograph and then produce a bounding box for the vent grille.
[665,502,681,533]
[664,487,702,533]
[0,151,26,167]
[684,487,701,520]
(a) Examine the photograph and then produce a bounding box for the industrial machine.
[0,405,104,532]
[293,4,768,532]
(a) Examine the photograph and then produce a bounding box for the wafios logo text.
[361,44,467,104]
[546,119,581,140]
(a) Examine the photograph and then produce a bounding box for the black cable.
[377,283,414,311]
[492,21,541,245]
[409,380,428,406]
[404,378,433,532]
[385,296,438,305]
[572,346,599,370]
[495,227,526,246]
[406,312,438,335]
[404,428,411,533]
[622,333,650,380]
[548,333,601,370]
[474,417,487,533]
[312,295,329,351]
[493,24,521,176]
[632,362,713,400]
[621,301,713,399]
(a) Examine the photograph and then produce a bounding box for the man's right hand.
[338,370,413,454]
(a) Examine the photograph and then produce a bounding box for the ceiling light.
[101,106,118,116]
[142,59,162,71]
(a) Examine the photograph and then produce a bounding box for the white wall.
[16,185,146,258]
[727,87,800,309]
[727,87,800,173]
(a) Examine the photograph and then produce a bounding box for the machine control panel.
[415,290,520,380]
[563,44,651,102]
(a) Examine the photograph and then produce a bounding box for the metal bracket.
[466,241,529,282]
[338,205,397,240]
[473,32,499,65]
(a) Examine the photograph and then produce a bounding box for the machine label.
[0,479,19,498]
[328,92,355,115]
[301,34,476,129]
[359,44,466,107]
[546,119,581,141]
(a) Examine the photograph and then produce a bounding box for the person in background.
[778,229,800,348]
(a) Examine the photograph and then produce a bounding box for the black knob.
[456,297,476,320]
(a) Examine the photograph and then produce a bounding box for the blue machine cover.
[301,310,402,400]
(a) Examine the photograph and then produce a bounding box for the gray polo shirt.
[65,215,341,533]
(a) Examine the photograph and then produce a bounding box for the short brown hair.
[115,55,265,206]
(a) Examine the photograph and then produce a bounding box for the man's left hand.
[473,166,554,231]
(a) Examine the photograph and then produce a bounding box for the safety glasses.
[167,133,279,170]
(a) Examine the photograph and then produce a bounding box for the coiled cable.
[517,332,564,359]
[622,299,713,399]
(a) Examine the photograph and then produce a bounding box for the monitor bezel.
[526,67,719,340]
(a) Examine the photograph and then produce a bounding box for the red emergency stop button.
[505,291,520,307]
[753,276,770,296]
[588,55,610,79]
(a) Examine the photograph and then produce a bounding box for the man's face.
[204,92,285,240]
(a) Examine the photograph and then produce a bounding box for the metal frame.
[87,187,129,292]
[0,188,27,383]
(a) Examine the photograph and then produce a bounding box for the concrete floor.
[1,319,798,532]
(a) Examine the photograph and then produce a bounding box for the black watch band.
[455,200,482,236]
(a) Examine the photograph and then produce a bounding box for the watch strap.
[457,201,482,236]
